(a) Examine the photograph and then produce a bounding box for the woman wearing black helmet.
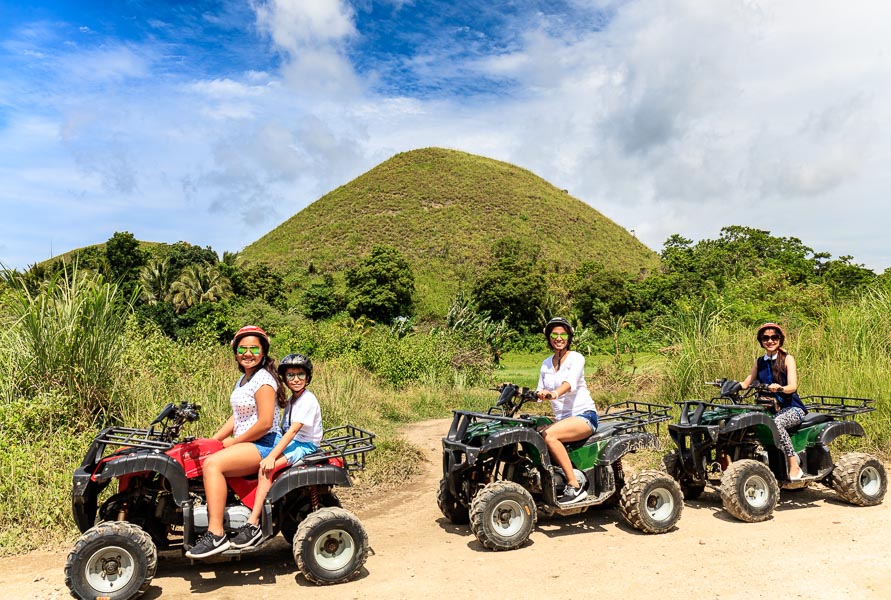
[229,353,323,549]
[740,322,807,480]
[186,325,287,559]
[536,317,599,505]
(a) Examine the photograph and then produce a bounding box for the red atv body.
[66,402,373,600]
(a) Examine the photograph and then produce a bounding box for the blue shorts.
[576,410,599,433]
[253,432,281,459]
[284,439,319,465]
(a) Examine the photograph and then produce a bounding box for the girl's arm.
[213,416,235,441]
[740,361,759,389]
[260,422,304,472]
[230,384,277,445]
[773,355,798,393]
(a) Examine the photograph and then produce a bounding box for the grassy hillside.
[243,147,658,315]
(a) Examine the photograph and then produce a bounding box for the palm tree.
[169,265,232,313]
[139,258,174,305]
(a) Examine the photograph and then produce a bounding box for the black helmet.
[543,317,574,348]
[278,353,313,384]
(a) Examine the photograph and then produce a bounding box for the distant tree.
[139,258,174,305]
[818,256,875,300]
[71,246,107,274]
[105,231,146,295]
[300,275,343,320]
[568,261,633,332]
[169,264,232,313]
[239,263,286,308]
[472,236,547,333]
[346,245,415,322]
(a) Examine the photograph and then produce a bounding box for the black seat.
[788,412,832,431]
[564,423,616,450]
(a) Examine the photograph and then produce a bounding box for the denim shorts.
[283,439,319,465]
[576,410,599,433]
[253,431,281,459]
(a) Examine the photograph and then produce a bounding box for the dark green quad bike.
[438,383,683,551]
[663,380,888,523]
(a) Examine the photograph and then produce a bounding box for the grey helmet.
[543,317,574,349]
[278,353,313,383]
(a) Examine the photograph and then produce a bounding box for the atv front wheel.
[437,477,469,524]
[720,459,779,522]
[469,481,536,551]
[830,452,887,506]
[64,521,157,600]
[620,470,683,534]
[293,507,369,585]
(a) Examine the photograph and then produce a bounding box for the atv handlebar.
[492,383,540,417]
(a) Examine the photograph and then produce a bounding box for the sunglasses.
[285,372,307,382]
[549,332,569,340]
[236,345,262,355]
[760,335,780,342]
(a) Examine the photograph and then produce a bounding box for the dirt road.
[4,419,889,600]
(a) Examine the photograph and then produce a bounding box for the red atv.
[65,401,375,600]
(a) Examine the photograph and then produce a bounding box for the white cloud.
[3,0,891,274]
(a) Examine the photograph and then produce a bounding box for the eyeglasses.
[285,372,307,382]
[236,345,262,355]
[760,335,780,342]
[549,333,569,340]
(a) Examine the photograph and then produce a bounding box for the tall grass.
[1,265,134,418]
[659,290,891,456]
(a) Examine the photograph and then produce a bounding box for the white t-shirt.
[284,389,323,444]
[537,350,597,421]
[231,369,281,438]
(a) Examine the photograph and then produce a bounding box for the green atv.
[439,383,682,551]
[663,380,887,522]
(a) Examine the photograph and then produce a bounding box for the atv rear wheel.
[64,521,157,600]
[281,492,341,544]
[619,470,683,534]
[437,477,469,524]
[661,451,705,500]
[293,507,369,585]
[469,481,536,551]
[830,452,887,506]
[721,459,779,522]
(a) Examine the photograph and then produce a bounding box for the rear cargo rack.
[599,400,672,434]
[302,425,376,471]
[801,395,876,420]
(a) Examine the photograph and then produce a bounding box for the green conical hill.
[242,147,658,314]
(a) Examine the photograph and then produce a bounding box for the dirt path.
[4,418,890,599]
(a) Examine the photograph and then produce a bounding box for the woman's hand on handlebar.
[536,390,553,402]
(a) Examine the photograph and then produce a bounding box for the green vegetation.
[2,147,889,556]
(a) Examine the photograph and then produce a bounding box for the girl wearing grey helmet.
[229,353,324,549]
[536,317,599,505]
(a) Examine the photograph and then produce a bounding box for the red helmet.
[756,322,786,346]
[231,325,270,354]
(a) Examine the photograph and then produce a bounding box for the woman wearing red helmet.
[740,323,807,480]
[535,317,599,505]
[186,325,287,559]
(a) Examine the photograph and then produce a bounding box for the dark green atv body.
[664,382,887,522]
[439,383,683,550]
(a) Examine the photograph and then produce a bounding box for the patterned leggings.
[774,407,805,457]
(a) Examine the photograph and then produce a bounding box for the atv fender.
[723,412,783,447]
[267,465,351,504]
[817,420,865,445]
[72,454,189,533]
[599,432,661,465]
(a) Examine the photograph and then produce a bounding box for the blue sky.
[2,0,889,271]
